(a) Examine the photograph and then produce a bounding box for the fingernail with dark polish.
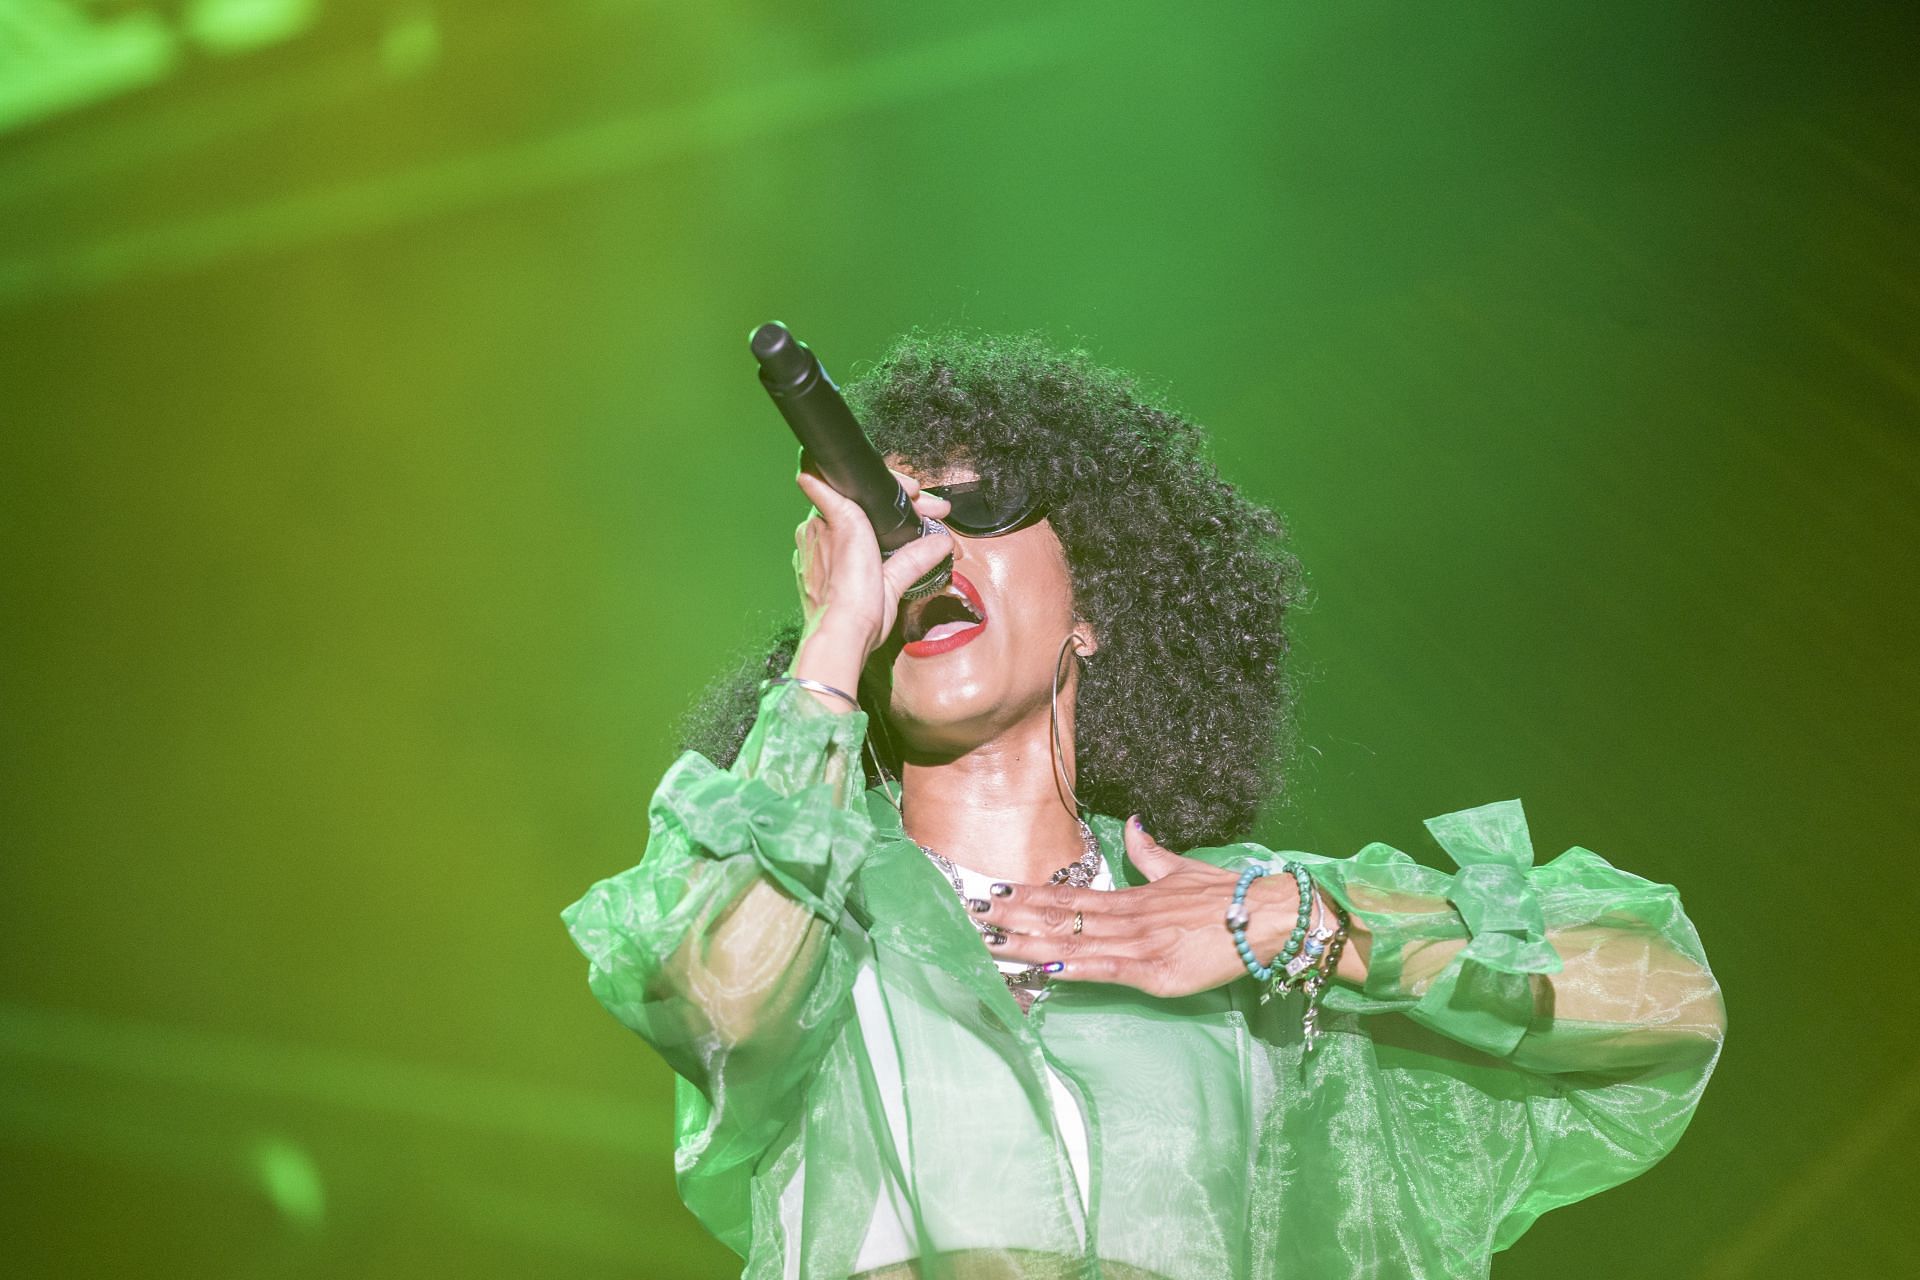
[968,898,991,914]
[990,883,1014,898]
[1043,961,1066,974]
[986,931,1007,946]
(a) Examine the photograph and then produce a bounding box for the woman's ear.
[1072,623,1098,659]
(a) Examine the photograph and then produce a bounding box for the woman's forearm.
[1330,878,1724,1075]
[564,679,877,1074]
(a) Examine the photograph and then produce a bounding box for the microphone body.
[751,322,950,594]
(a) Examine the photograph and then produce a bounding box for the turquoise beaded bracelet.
[1225,862,1315,986]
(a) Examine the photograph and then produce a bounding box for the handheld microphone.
[750,321,951,598]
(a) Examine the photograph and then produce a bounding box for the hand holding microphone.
[789,470,952,700]
[751,322,953,587]
[751,322,954,702]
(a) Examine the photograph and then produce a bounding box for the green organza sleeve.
[1301,799,1726,1248]
[559,680,875,1255]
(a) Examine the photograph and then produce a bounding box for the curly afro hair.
[680,330,1305,849]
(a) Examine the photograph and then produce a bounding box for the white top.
[946,854,1111,1207]
[788,854,1115,1278]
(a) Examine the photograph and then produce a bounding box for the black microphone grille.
[749,321,819,387]
[750,321,793,359]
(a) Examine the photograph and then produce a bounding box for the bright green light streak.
[0,9,1082,307]
[0,5,178,136]
[184,0,318,56]
[0,1002,651,1156]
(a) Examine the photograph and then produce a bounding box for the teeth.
[940,583,983,621]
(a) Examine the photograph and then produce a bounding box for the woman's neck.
[897,705,1085,884]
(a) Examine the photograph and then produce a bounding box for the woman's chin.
[887,697,992,753]
[884,629,1060,752]
[886,672,1003,750]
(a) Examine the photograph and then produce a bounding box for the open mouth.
[903,571,989,657]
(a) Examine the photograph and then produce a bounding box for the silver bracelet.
[761,675,861,712]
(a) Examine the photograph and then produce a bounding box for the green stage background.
[2,2,1914,1276]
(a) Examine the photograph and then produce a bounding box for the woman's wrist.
[1243,877,1371,988]
[1242,875,1303,964]
[1332,897,1371,987]
[789,621,873,713]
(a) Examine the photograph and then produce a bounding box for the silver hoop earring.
[1050,633,1088,814]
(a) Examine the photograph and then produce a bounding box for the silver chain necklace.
[914,819,1102,1005]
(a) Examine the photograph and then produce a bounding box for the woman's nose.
[943,523,973,562]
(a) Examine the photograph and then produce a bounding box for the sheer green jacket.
[562,683,1725,1279]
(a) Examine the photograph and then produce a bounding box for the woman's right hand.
[788,468,952,700]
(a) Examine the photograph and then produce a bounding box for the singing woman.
[562,331,1725,1280]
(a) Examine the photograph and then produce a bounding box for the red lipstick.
[902,571,989,659]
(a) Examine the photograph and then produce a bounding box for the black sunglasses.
[922,479,1050,538]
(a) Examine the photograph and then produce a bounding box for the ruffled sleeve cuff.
[658,679,876,921]
[730,678,870,794]
[1315,799,1563,1060]
[562,679,878,979]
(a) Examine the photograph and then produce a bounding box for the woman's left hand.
[976,817,1319,998]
